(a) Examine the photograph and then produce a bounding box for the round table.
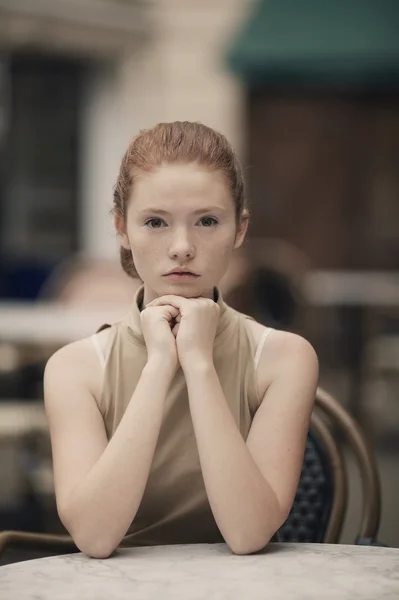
[1,543,398,599]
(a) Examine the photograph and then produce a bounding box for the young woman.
[44,122,318,558]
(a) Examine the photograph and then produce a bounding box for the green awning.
[227,0,399,86]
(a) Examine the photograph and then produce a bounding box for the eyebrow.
[139,206,226,216]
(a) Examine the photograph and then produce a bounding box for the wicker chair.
[0,387,382,562]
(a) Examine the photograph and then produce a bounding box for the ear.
[114,213,130,250]
[233,210,249,250]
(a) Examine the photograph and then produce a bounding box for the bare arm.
[44,343,174,559]
[184,332,318,555]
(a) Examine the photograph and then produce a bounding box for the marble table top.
[1,543,399,600]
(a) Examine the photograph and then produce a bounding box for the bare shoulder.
[44,330,110,404]
[266,330,318,370]
[244,319,318,396]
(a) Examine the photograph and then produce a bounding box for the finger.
[168,307,180,320]
[172,322,180,337]
[146,301,179,315]
[155,305,179,320]
[148,295,188,310]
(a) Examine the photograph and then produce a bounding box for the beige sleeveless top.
[92,285,273,547]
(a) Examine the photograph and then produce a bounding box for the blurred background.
[0,0,398,554]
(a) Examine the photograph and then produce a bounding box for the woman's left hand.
[146,295,220,371]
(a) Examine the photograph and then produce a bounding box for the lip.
[165,268,199,276]
[164,273,200,280]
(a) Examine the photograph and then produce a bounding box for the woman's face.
[116,162,248,303]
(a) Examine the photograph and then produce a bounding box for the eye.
[145,218,166,229]
[199,216,218,227]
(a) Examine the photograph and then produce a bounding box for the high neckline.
[125,284,232,346]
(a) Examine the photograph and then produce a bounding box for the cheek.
[128,226,155,254]
[213,226,237,249]
[203,232,235,264]
[129,231,165,274]
[131,244,156,264]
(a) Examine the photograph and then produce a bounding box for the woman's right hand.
[140,304,180,373]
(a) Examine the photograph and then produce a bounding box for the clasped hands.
[142,295,220,372]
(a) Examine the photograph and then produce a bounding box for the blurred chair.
[223,238,311,332]
[38,253,140,309]
[0,388,383,563]
[277,388,382,544]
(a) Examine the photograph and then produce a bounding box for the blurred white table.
[303,270,399,420]
[304,270,399,306]
[1,543,399,600]
[0,302,124,345]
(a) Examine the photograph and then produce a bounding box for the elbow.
[60,511,118,559]
[227,513,285,555]
[74,534,118,559]
[229,537,271,556]
[227,494,290,555]
[83,546,115,560]
[58,501,120,559]
[227,529,273,556]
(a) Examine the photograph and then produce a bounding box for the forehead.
[131,163,232,211]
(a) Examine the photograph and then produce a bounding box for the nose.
[168,228,195,260]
